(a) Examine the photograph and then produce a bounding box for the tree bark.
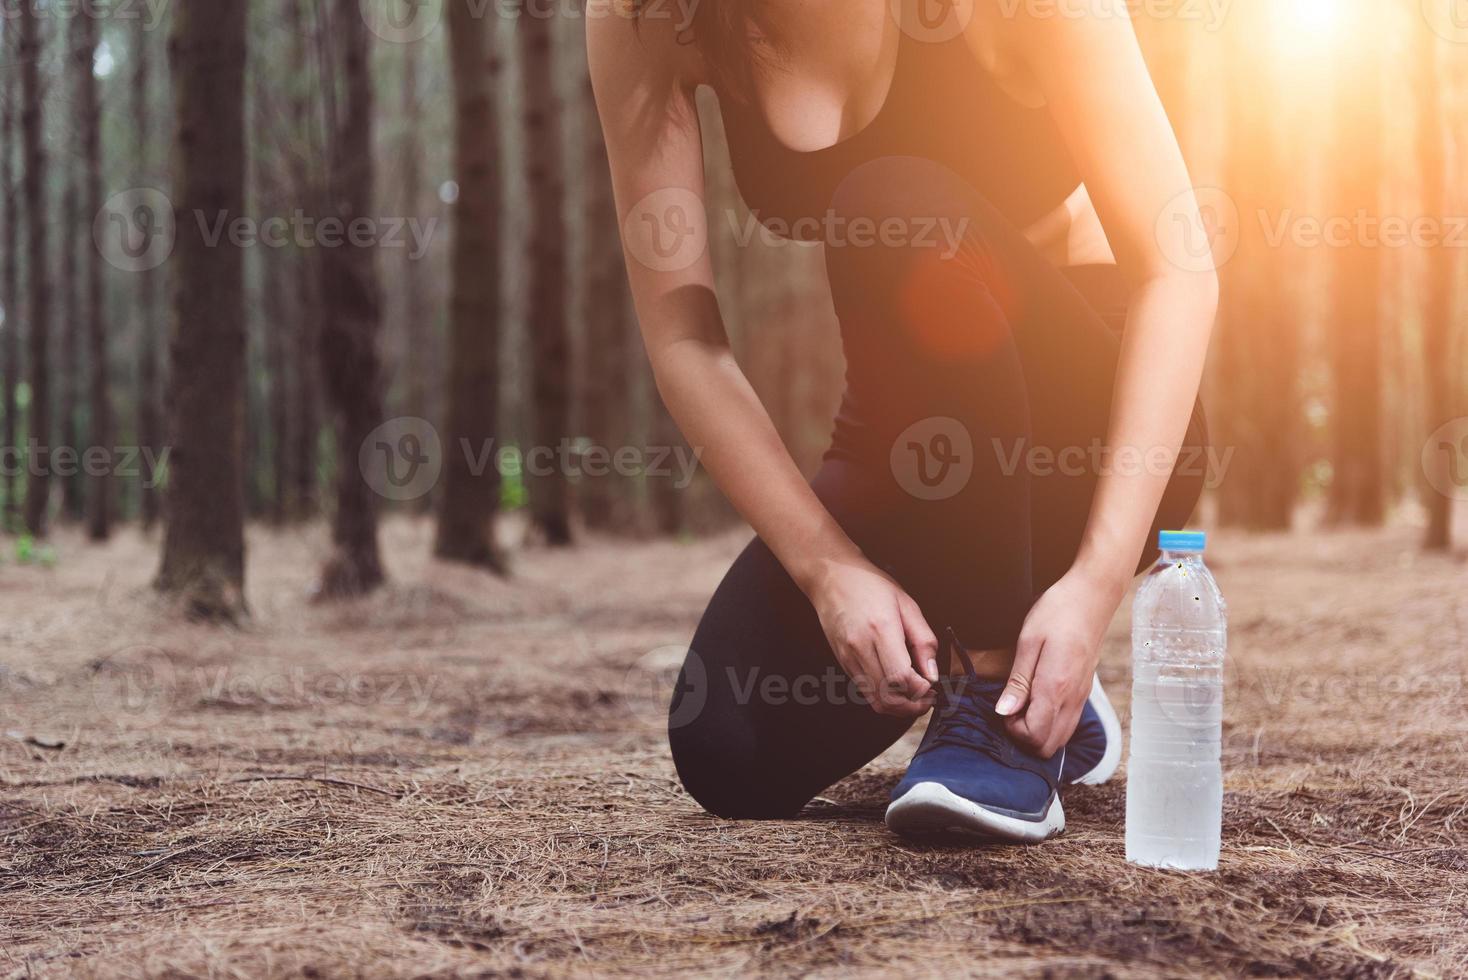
[1212,0,1297,531]
[263,277,292,525]
[647,396,684,536]
[292,250,322,520]
[0,28,18,529]
[154,0,250,621]
[577,53,635,531]
[315,0,387,597]
[134,26,163,530]
[78,11,111,540]
[435,0,506,570]
[1325,35,1385,527]
[287,0,321,522]
[397,39,435,514]
[60,117,85,522]
[19,3,51,537]
[1416,27,1456,550]
[520,4,573,545]
[246,20,291,526]
[398,41,427,418]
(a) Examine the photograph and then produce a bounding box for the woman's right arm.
[587,12,937,716]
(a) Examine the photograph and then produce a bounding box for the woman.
[589,0,1216,842]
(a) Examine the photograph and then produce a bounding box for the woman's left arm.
[983,9,1220,757]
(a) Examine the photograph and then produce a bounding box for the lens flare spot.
[896,244,1019,359]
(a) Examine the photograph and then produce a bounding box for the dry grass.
[2,518,1466,978]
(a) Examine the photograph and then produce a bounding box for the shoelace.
[922,628,1009,755]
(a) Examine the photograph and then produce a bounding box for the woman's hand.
[997,565,1125,757]
[804,557,940,719]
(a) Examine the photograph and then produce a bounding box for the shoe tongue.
[942,674,1007,707]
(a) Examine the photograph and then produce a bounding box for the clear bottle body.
[1126,549,1227,870]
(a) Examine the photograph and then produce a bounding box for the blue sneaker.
[1062,674,1122,786]
[886,631,1065,843]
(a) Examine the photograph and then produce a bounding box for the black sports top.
[716,25,1081,239]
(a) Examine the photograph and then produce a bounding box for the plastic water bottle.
[1126,529,1227,870]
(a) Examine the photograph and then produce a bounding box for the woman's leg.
[820,155,1208,644]
[668,460,916,820]
[668,155,1208,820]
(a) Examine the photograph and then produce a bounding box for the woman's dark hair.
[621,0,773,102]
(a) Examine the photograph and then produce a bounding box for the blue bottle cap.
[1159,529,1206,552]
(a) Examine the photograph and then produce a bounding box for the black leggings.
[669,157,1209,819]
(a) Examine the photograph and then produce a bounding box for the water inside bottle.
[1126,541,1227,871]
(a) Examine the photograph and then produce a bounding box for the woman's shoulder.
[586,1,711,91]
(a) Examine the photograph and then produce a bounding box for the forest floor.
[1,517,1466,978]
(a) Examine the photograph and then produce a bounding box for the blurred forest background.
[0,0,1464,621]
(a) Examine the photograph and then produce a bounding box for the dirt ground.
[1,518,1465,978]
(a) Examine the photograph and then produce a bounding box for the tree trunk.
[1417,27,1456,550]
[134,27,163,530]
[19,3,51,537]
[154,0,250,621]
[398,41,425,417]
[647,396,684,536]
[434,0,506,571]
[520,4,573,545]
[1325,36,1385,526]
[1213,0,1297,532]
[315,0,386,598]
[60,135,85,522]
[292,250,322,520]
[246,23,291,526]
[397,39,434,514]
[0,29,18,530]
[264,277,292,525]
[78,11,111,540]
[578,56,635,531]
[58,14,83,520]
[287,0,321,522]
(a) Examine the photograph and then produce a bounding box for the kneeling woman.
[589,0,1216,842]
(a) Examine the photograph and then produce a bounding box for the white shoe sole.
[1071,673,1122,786]
[885,781,1065,843]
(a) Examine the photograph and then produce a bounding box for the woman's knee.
[668,721,811,820]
